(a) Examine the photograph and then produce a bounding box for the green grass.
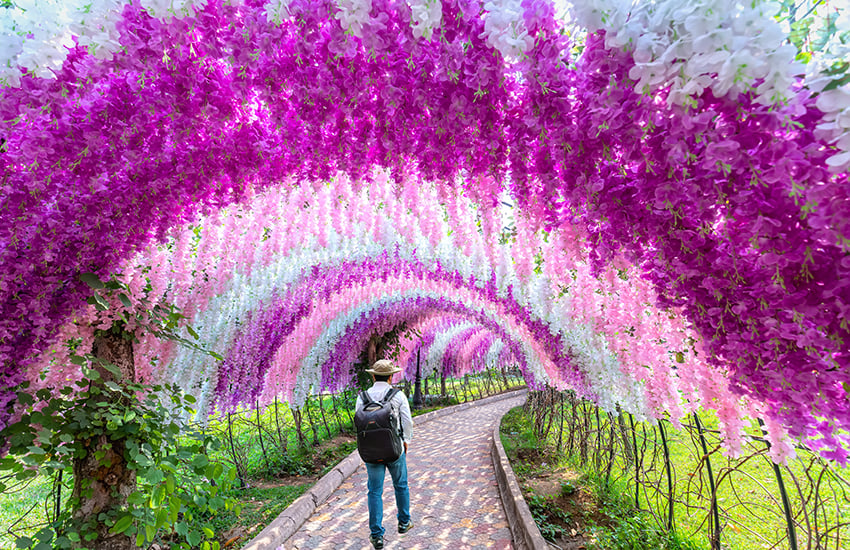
[210,484,311,546]
[1,371,524,548]
[503,401,850,550]
[0,475,55,549]
[501,405,703,550]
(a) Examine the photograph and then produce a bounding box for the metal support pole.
[758,419,799,550]
[629,413,640,509]
[413,348,423,409]
[694,413,721,550]
[658,420,675,532]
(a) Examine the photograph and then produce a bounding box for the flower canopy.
[1,0,849,464]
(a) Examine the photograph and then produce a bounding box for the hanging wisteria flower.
[407,0,442,39]
[335,0,373,37]
[1,0,848,464]
[481,0,533,60]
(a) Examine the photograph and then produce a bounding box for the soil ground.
[513,448,614,549]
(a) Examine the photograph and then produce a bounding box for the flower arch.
[2,0,849,462]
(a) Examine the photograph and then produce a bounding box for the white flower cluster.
[1,0,125,87]
[815,86,850,173]
[570,0,801,106]
[335,0,372,38]
[0,0,210,88]
[481,0,533,61]
[407,0,442,40]
[805,8,850,173]
[262,0,292,25]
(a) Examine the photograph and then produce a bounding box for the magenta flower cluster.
[0,0,847,459]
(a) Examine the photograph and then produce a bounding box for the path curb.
[490,394,550,550]
[242,388,528,550]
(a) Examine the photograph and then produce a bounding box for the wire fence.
[204,367,527,487]
[524,389,850,550]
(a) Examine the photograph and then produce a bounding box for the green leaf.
[175,522,189,537]
[110,514,134,534]
[100,361,122,378]
[145,522,156,543]
[15,536,34,548]
[87,293,109,311]
[169,497,181,523]
[118,293,133,308]
[146,467,164,485]
[205,463,223,479]
[155,508,168,530]
[202,527,214,538]
[35,528,53,543]
[165,474,176,494]
[79,272,105,289]
[192,454,209,469]
[152,484,165,507]
[17,392,34,406]
[823,74,850,92]
[187,530,203,547]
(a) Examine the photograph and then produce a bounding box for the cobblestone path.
[283,394,525,549]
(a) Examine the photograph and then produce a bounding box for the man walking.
[355,360,414,549]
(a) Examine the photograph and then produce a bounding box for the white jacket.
[354,381,414,443]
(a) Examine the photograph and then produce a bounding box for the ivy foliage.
[0,360,238,550]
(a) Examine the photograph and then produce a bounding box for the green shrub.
[526,494,570,542]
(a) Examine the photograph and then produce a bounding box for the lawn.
[501,398,850,550]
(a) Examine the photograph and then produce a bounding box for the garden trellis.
[1,0,849,470]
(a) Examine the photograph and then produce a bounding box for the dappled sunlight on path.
[283,395,524,549]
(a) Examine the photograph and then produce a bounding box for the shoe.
[369,535,384,549]
[398,520,413,534]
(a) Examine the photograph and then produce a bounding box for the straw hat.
[366,359,401,375]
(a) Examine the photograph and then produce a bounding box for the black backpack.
[354,388,404,464]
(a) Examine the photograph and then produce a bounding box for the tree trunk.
[72,330,136,550]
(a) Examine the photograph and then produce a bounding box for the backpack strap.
[380,388,403,439]
[380,388,400,404]
[359,390,374,407]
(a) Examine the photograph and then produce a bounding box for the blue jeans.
[365,452,411,537]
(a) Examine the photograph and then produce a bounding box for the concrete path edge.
[490,397,550,550]
[242,388,529,550]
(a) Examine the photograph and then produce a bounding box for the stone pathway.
[283,394,526,549]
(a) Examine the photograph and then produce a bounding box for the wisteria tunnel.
[1,0,849,548]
